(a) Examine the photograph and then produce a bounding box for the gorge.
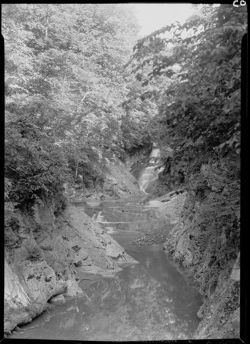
[5,144,240,340]
[3,3,244,342]
[7,147,203,341]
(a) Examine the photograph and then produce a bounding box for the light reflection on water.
[11,198,202,341]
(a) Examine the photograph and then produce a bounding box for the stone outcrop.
[101,159,140,198]
[145,190,186,225]
[4,194,137,334]
[163,159,240,339]
[65,158,141,202]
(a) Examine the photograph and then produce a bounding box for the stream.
[10,146,202,341]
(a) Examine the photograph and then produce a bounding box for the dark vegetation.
[128,4,245,184]
[3,4,152,210]
[3,4,246,339]
[4,3,245,257]
[5,4,246,209]
[124,5,245,338]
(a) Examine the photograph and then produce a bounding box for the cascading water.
[138,144,164,194]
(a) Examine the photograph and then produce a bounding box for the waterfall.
[138,145,164,194]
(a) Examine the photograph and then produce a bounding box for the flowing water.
[10,146,202,341]
[138,146,164,193]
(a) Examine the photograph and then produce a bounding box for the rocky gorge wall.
[125,143,241,339]
[4,174,138,334]
[65,158,141,202]
[4,142,241,339]
[163,157,240,339]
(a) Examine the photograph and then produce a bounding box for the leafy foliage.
[5,116,69,208]
[128,8,244,327]
[127,4,246,180]
[4,3,246,209]
[3,4,139,207]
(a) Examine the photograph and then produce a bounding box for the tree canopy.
[3,4,140,208]
[3,3,247,208]
[126,4,246,177]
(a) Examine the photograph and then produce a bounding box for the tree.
[3,4,139,207]
[126,4,246,174]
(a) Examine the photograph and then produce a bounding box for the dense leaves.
[4,4,247,209]
[5,117,68,207]
[127,4,246,179]
[3,4,139,207]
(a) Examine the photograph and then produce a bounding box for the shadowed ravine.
[10,148,202,341]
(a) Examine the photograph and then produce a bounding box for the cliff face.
[4,193,137,334]
[101,159,141,198]
[65,158,141,202]
[164,157,240,339]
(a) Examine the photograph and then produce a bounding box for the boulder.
[49,294,65,305]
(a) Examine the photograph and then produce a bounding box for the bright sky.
[129,3,197,37]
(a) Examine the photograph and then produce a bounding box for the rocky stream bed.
[8,193,203,341]
[4,145,240,340]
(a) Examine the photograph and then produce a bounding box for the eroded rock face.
[49,294,66,305]
[102,160,141,199]
[65,158,141,203]
[163,160,240,339]
[4,259,66,333]
[146,191,187,226]
[194,279,240,339]
[4,195,137,334]
[64,205,137,270]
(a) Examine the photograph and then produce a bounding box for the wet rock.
[49,294,65,305]
[4,259,66,334]
[4,191,139,334]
